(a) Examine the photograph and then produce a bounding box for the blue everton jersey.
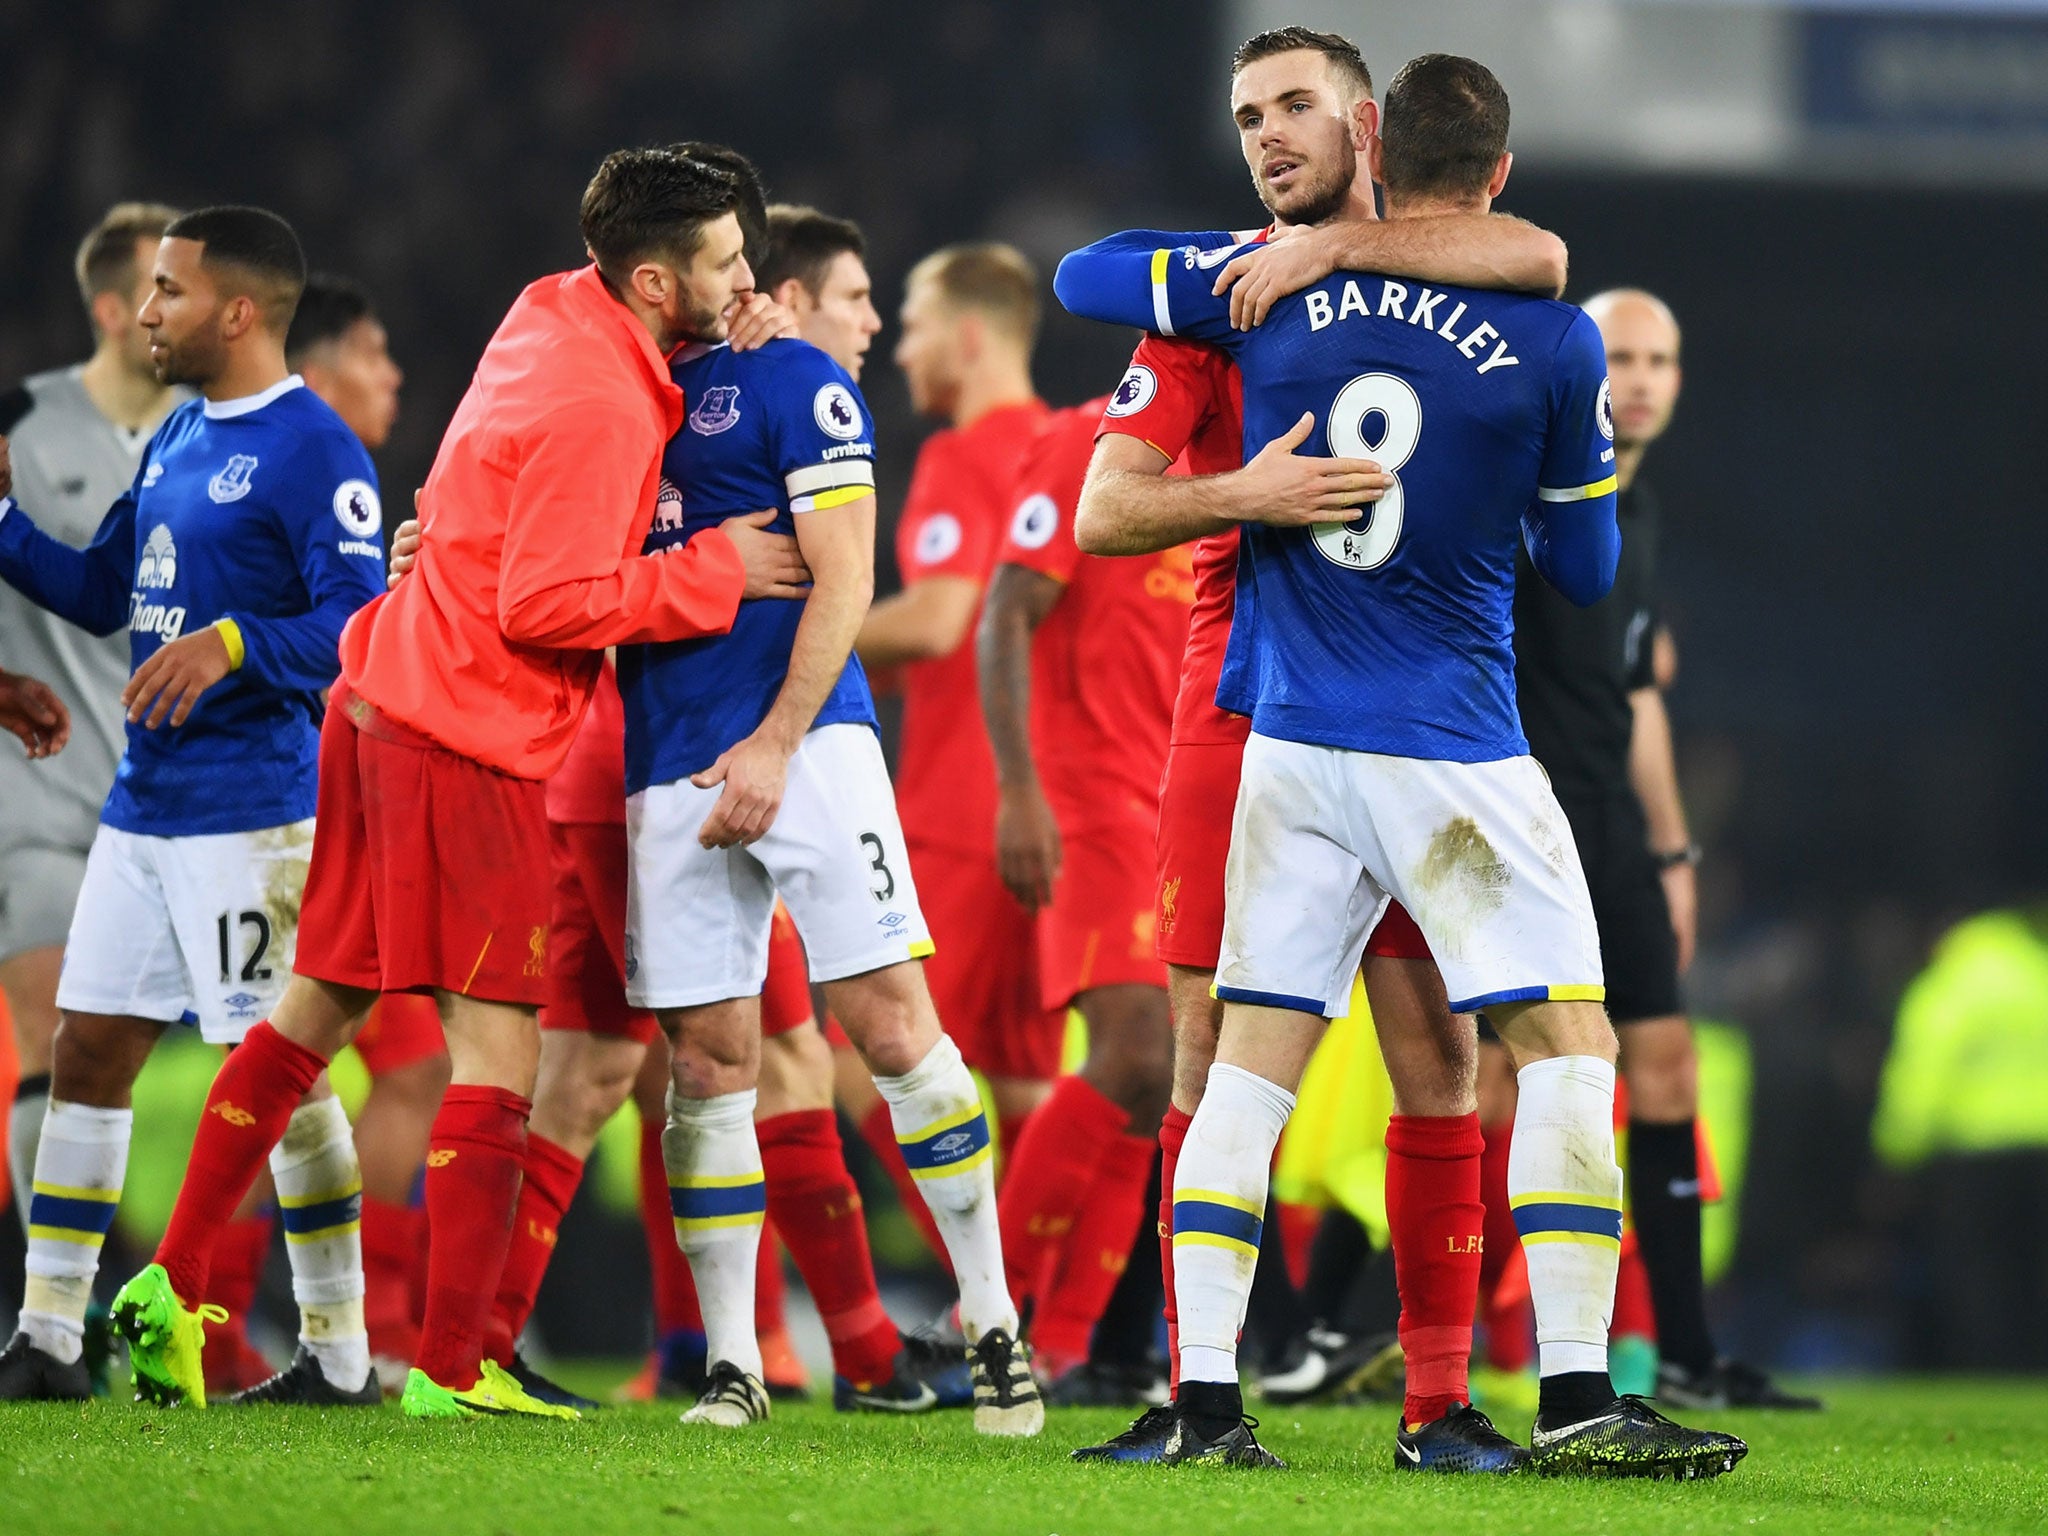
[0,377,384,834]
[618,339,879,793]
[1055,233,1618,762]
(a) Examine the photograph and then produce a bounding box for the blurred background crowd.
[0,0,2042,1375]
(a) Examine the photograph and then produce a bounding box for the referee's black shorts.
[1558,790,1682,1026]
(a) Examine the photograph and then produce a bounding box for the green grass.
[5,1369,2045,1536]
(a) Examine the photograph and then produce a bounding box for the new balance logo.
[210,1101,257,1127]
[426,1149,457,1168]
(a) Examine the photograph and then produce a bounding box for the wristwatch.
[1653,842,1701,870]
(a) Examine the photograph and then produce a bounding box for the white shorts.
[624,723,933,1009]
[55,819,314,1043]
[1217,733,1604,1016]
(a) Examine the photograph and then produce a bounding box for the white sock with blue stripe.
[20,1100,129,1366]
[872,1035,1014,1341]
[270,1095,370,1392]
[664,1088,766,1381]
[1509,1055,1624,1380]
[1172,1063,1296,1385]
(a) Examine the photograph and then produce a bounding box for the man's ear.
[90,290,131,341]
[1353,95,1380,151]
[627,260,674,311]
[769,276,809,315]
[1488,150,1513,199]
[1367,133,1385,186]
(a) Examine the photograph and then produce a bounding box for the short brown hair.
[1231,27,1373,101]
[907,242,1039,346]
[760,205,866,300]
[1379,54,1511,200]
[579,147,744,289]
[74,201,181,313]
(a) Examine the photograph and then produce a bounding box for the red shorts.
[541,819,658,1045]
[1041,821,1167,1008]
[540,820,813,1045]
[909,841,1065,1083]
[351,993,446,1075]
[1153,737,1432,971]
[299,684,553,1006]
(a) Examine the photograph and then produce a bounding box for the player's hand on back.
[1231,412,1391,528]
[725,292,800,353]
[0,433,12,501]
[388,503,423,587]
[0,667,70,759]
[995,781,1062,911]
[691,728,793,849]
[720,509,812,599]
[123,626,236,730]
[1213,224,1338,330]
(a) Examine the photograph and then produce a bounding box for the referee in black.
[1505,288,1818,1411]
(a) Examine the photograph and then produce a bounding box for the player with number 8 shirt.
[1060,49,1748,1480]
[1058,27,1573,1468]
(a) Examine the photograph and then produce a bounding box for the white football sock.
[271,1096,371,1392]
[872,1035,1014,1341]
[1509,1055,1624,1380]
[1172,1063,1295,1386]
[664,1088,766,1381]
[20,1100,129,1365]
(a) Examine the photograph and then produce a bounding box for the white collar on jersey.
[203,374,305,420]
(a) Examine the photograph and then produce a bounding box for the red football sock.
[1387,1112,1486,1427]
[997,1074,1128,1313]
[360,1194,421,1364]
[1030,1130,1154,1375]
[1611,1236,1657,1342]
[1478,1115,1532,1371]
[484,1133,584,1365]
[156,1022,327,1302]
[856,1098,949,1268]
[1158,1104,1191,1397]
[639,1112,701,1334]
[760,1109,898,1386]
[755,1222,788,1335]
[201,1213,275,1392]
[996,1105,1034,1177]
[414,1086,529,1390]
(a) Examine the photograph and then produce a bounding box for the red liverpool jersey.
[1002,398,1193,832]
[892,399,1050,857]
[1096,333,1246,747]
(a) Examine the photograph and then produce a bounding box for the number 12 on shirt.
[1314,372,1420,573]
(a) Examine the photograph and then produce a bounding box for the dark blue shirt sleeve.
[225,436,385,692]
[769,349,877,514]
[0,488,138,638]
[1053,229,1252,344]
[1521,309,1620,607]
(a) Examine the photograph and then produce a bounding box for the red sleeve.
[896,432,999,585]
[495,398,746,647]
[997,408,1096,585]
[1096,334,1230,464]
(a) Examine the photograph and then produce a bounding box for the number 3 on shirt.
[1314,372,1420,571]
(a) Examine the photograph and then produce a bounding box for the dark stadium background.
[2,0,2042,1373]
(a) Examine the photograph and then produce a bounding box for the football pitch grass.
[5,1369,2044,1536]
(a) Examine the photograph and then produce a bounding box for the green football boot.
[401,1360,581,1420]
[109,1263,225,1408]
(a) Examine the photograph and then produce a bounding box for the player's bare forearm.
[1628,686,1690,851]
[1333,214,1567,296]
[975,563,1060,790]
[1075,438,1236,557]
[756,497,877,753]
[854,574,981,667]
